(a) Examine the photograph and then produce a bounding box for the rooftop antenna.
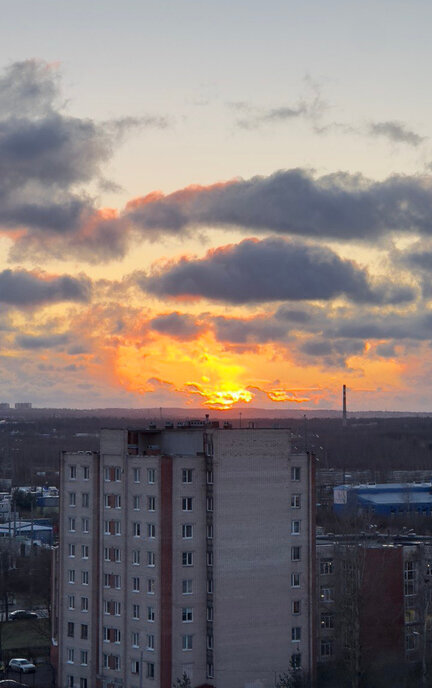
[342,384,347,427]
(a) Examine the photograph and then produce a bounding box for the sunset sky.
[2,1,432,411]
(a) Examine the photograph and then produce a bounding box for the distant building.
[333,482,432,516]
[0,402,10,409]
[14,402,32,409]
[53,426,316,688]
[317,533,432,684]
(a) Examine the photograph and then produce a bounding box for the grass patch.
[0,619,50,650]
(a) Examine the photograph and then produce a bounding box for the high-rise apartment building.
[53,425,315,688]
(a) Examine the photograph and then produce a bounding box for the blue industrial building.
[333,482,432,516]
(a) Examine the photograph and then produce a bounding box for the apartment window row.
[104,600,121,616]
[103,653,121,671]
[104,573,121,589]
[132,495,156,511]
[66,648,88,666]
[68,465,90,481]
[67,677,88,688]
[131,549,156,568]
[68,518,90,533]
[132,605,155,622]
[68,544,89,559]
[103,627,121,643]
[104,547,121,563]
[104,520,121,536]
[68,492,89,508]
[132,522,157,538]
[67,622,88,640]
[131,632,155,650]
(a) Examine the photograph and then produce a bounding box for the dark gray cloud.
[211,315,289,343]
[127,168,432,243]
[16,333,70,349]
[139,237,413,305]
[149,312,205,340]
[368,120,425,147]
[0,269,91,306]
[0,60,168,261]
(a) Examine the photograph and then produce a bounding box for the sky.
[1,1,432,411]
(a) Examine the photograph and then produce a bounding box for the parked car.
[8,610,37,621]
[8,658,36,673]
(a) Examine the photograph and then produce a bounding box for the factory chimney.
[342,384,347,426]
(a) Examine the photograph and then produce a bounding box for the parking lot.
[1,662,55,687]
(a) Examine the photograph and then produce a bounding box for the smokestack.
[342,384,347,426]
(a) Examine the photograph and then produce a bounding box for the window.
[207,470,213,484]
[291,494,301,508]
[206,496,213,512]
[182,607,193,622]
[291,653,301,669]
[104,573,110,587]
[68,569,76,584]
[67,676,74,688]
[133,522,141,537]
[80,650,88,666]
[132,631,139,648]
[207,663,214,679]
[147,663,155,679]
[291,466,301,481]
[320,559,334,575]
[68,517,76,532]
[148,606,155,622]
[67,648,74,663]
[207,606,213,621]
[182,469,193,483]
[207,578,213,594]
[103,626,110,642]
[133,467,141,483]
[182,552,193,567]
[320,586,334,602]
[291,546,301,561]
[182,634,193,650]
[133,495,140,510]
[291,572,300,588]
[182,524,193,539]
[81,570,89,585]
[69,465,77,479]
[80,679,88,688]
[182,579,193,595]
[133,604,140,620]
[207,635,214,650]
[132,660,140,675]
[147,633,155,650]
[147,551,155,567]
[113,574,121,589]
[82,493,89,508]
[83,466,89,480]
[292,627,301,642]
[320,613,334,629]
[182,497,193,511]
[147,523,156,538]
[207,551,213,566]
[404,561,417,596]
[81,624,88,639]
[68,595,75,609]
[82,517,89,533]
[113,601,121,616]
[104,495,111,508]
[114,494,121,508]
[291,520,300,535]
[67,622,74,638]
[207,524,213,539]
[132,550,140,565]
[147,578,155,594]
[69,492,76,507]
[292,600,301,615]
[81,596,89,612]
[406,632,418,651]
[147,468,156,484]
[68,544,76,557]
[81,544,89,559]
[133,577,140,592]
[113,547,121,562]
[320,640,333,657]
[148,496,156,511]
